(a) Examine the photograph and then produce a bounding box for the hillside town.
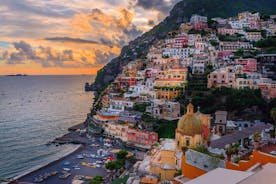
[88,11,276,184]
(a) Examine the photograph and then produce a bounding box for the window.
[186,139,190,147]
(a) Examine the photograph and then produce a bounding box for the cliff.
[91,0,276,93]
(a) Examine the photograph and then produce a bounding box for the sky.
[0,0,181,75]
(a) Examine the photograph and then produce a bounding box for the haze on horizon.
[0,0,181,75]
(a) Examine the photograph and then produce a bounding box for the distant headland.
[6,74,28,77]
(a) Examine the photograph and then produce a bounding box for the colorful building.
[108,97,134,113]
[127,128,158,149]
[218,27,238,35]
[155,68,187,87]
[146,99,181,120]
[207,67,237,88]
[149,139,178,181]
[175,103,211,150]
[190,14,208,30]
[103,122,129,142]
[235,58,257,72]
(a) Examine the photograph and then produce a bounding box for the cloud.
[0,39,122,68]
[44,37,99,45]
[71,8,142,47]
[135,0,181,18]
[148,19,156,26]
[94,50,118,66]
[0,0,76,18]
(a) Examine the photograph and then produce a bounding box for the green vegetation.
[89,176,103,184]
[133,102,150,112]
[254,37,276,53]
[192,145,225,160]
[112,175,129,184]
[233,48,260,58]
[105,149,128,171]
[188,29,208,36]
[209,39,219,46]
[154,86,183,90]
[116,149,128,160]
[178,87,276,122]
[174,170,182,177]
[105,160,124,170]
[141,113,177,138]
[191,87,266,113]
[153,119,178,138]
[218,34,244,42]
[243,28,260,32]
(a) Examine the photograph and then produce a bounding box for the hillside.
[91,0,276,93]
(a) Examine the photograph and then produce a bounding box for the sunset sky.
[0,0,181,75]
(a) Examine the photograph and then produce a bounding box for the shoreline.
[10,118,91,182]
[10,144,84,182]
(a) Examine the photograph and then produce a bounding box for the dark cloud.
[148,19,155,26]
[94,50,117,65]
[1,40,119,68]
[44,37,99,44]
[135,0,181,17]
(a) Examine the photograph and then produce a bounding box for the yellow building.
[175,103,211,150]
[155,68,187,87]
[156,88,180,100]
[103,122,129,142]
[149,139,178,181]
[155,68,187,100]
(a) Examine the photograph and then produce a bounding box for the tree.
[116,149,128,160]
[105,161,117,170]
[210,40,219,47]
[225,145,233,161]
[271,108,276,137]
[89,176,103,184]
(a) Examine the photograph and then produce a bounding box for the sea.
[0,75,94,179]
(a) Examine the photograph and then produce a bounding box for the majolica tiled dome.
[177,103,202,136]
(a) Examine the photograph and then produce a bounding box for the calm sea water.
[0,75,94,179]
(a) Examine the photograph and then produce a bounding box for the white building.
[108,97,134,113]
[163,48,195,58]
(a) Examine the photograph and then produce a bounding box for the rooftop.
[211,123,272,149]
[183,168,253,184]
[140,177,158,184]
[160,139,176,151]
[238,163,276,184]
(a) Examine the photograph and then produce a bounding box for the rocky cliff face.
[91,0,276,92]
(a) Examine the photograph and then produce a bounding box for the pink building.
[190,15,208,30]
[217,27,238,35]
[114,77,136,90]
[235,58,257,72]
[247,17,260,30]
[127,128,158,147]
[217,51,233,60]
[207,67,236,88]
[258,83,276,99]
[173,34,189,48]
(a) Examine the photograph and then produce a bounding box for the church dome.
[177,103,202,136]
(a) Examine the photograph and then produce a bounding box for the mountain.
[91,0,276,93]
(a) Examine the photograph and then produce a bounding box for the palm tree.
[225,145,233,161]
[253,131,261,150]
[271,108,276,138]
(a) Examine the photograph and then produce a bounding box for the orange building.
[176,148,276,183]
[156,88,181,100]
[226,150,276,171]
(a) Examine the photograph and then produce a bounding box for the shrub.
[89,176,103,184]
